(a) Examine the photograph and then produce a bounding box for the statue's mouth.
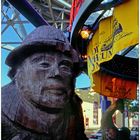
[41,86,66,96]
[44,89,65,95]
[27,84,69,110]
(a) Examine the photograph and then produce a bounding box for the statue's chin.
[29,94,69,109]
[22,89,70,110]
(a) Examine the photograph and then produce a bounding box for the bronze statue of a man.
[2,25,88,140]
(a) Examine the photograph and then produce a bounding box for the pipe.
[57,0,71,9]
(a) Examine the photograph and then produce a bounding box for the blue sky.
[1,6,91,88]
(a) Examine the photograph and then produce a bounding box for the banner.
[113,0,138,51]
[87,0,138,86]
[87,28,99,84]
[93,71,137,99]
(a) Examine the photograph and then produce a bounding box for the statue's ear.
[14,67,24,89]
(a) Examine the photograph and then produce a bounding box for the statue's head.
[6,25,80,109]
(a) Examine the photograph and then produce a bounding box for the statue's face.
[16,51,74,109]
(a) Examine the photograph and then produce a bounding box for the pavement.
[85,128,99,138]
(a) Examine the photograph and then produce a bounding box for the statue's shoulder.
[2,81,18,103]
[2,81,19,121]
[2,81,17,95]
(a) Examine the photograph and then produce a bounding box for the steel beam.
[12,9,27,39]
[40,4,70,13]
[2,42,22,44]
[2,21,30,24]
[7,0,49,27]
[2,45,14,51]
[61,12,64,30]
[48,0,58,28]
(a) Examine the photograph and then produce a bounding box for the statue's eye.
[59,60,73,72]
[60,61,72,68]
[39,62,50,68]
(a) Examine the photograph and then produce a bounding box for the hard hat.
[6,25,80,78]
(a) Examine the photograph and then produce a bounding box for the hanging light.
[80,30,90,39]
[80,26,92,39]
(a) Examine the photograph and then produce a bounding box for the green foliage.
[124,99,139,117]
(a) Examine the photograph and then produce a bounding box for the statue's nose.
[54,67,60,76]
[49,64,60,77]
